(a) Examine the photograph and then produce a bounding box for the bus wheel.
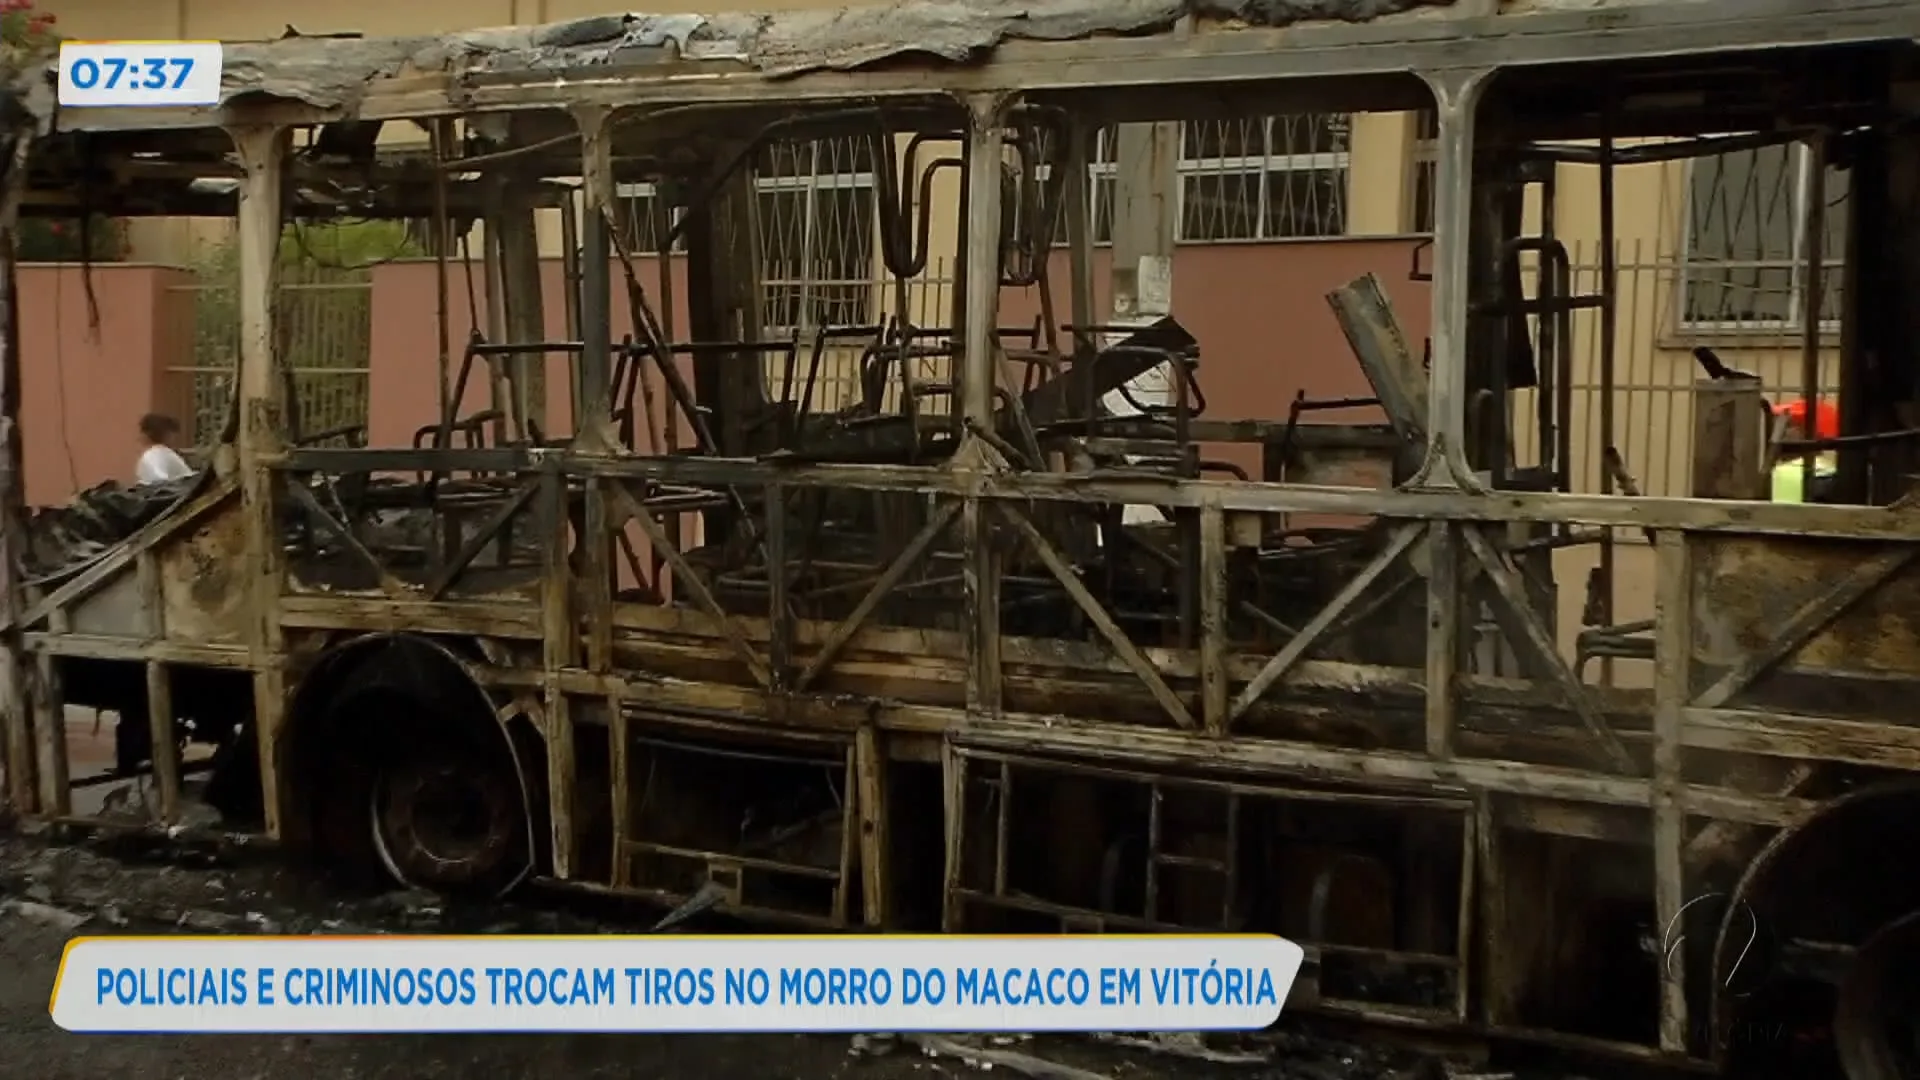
[1835,909,1920,1080]
[369,738,524,895]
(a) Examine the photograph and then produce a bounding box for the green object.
[1771,455,1836,503]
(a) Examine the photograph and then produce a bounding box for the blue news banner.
[52,935,1303,1034]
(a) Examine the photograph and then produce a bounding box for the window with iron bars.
[611,136,878,333]
[1679,141,1848,331]
[611,183,684,255]
[1052,115,1350,244]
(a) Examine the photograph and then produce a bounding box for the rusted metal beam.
[1199,502,1229,735]
[960,92,1012,429]
[423,478,540,600]
[539,460,577,879]
[228,121,291,840]
[855,723,890,928]
[940,742,967,931]
[284,480,410,598]
[1230,523,1423,724]
[768,484,791,688]
[146,661,182,826]
[272,446,1920,542]
[1461,525,1635,773]
[0,126,34,814]
[583,479,614,672]
[1652,530,1690,1054]
[1425,522,1461,761]
[997,503,1195,730]
[1326,274,1427,447]
[30,652,67,817]
[49,1,1901,136]
[1409,67,1493,491]
[794,501,960,693]
[609,481,771,688]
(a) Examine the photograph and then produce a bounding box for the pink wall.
[17,264,193,506]
[365,240,1429,452]
[1004,240,1428,477]
[8,241,1426,512]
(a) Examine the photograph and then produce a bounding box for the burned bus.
[1,1,1919,1077]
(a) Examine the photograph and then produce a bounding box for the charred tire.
[368,734,526,894]
[288,635,534,899]
[1716,782,1920,1080]
[1835,910,1920,1080]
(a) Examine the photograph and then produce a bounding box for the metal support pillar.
[1062,119,1096,344]
[228,123,290,838]
[959,93,1010,720]
[960,95,1009,430]
[493,178,546,441]
[1413,68,1494,492]
[574,107,615,449]
[1652,530,1692,1053]
[1414,68,1492,817]
[0,131,31,813]
[479,181,513,449]
[502,216,547,439]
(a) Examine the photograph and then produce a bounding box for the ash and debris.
[0,828,1567,1080]
[24,474,202,584]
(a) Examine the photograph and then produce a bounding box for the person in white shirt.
[135,413,195,486]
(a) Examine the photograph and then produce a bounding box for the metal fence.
[1513,237,1841,501]
[165,258,374,446]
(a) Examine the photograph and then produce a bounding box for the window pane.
[1265,167,1346,238]
[758,187,811,285]
[1181,171,1261,241]
[1684,144,1796,324]
[806,185,874,326]
[1682,142,1848,326]
[813,135,878,176]
[614,190,679,254]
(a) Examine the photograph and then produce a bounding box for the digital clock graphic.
[58,42,223,107]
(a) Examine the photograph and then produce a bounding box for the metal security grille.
[612,183,682,255]
[1062,116,1351,244]
[1496,238,1841,501]
[613,136,879,335]
[1680,141,1848,329]
[755,136,879,333]
[168,248,372,447]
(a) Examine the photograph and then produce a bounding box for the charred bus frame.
[4,1,1920,1077]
